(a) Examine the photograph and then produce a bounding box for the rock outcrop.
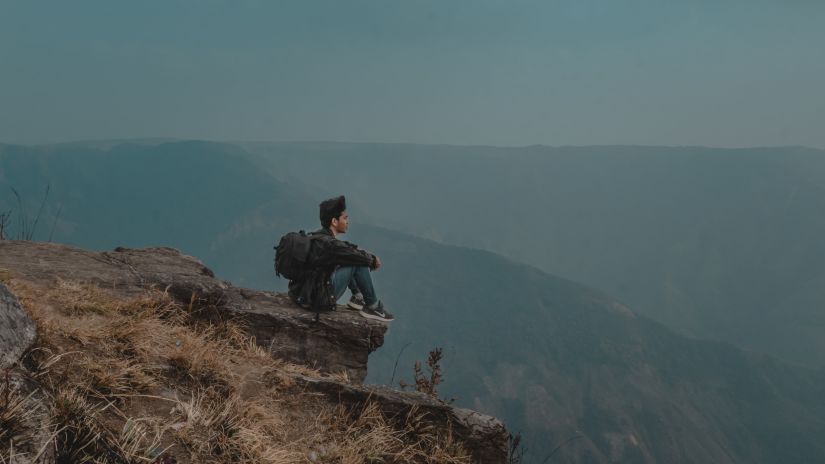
[0,282,36,369]
[0,241,509,463]
[0,241,383,382]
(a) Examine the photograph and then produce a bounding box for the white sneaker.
[359,301,394,322]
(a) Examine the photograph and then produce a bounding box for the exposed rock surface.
[0,241,509,463]
[223,288,385,383]
[0,282,36,369]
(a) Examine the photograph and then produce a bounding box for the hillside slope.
[354,227,825,463]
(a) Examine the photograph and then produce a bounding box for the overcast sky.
[1,0,823,148]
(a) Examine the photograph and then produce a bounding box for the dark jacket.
[288,228,375,312]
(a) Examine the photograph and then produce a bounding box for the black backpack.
[274,230,318,280]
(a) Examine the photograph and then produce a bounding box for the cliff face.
[0,240,508,463]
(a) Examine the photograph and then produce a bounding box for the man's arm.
[325,239,376,268]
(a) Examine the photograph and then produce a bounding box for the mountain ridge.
[241,141,825,368]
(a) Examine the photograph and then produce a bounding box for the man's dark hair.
[320,195,347,228]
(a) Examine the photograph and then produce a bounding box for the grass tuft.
[78,356,160,396]
[50,387,104,462]
[0,375,39,459]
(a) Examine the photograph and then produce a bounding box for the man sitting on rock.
[288,195,394,322]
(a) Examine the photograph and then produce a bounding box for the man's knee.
[353,266,372,277]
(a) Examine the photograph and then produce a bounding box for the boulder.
[0,282,48,463]
[0,282,36,369]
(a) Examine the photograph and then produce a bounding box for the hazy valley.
[3,140,825,462]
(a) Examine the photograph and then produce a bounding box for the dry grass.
[0,376,41,462]
[112,418,168,462]
[169,389,301,463]
[3,278,472,463]
[77,356,160,396]
[307,402,471,464]
[50,387,106,461]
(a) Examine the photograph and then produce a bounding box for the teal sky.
[1,0,823,147]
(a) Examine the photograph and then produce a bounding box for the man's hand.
[371,255,382,271]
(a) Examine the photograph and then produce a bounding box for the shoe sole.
[358,310,394,322]
[348,301,364,310]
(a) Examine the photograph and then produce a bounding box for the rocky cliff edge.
[0,241,508,463]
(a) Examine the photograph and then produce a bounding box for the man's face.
[331,211,349,234]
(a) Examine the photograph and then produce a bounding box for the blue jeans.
[331,266,378,306]
[347,278,359,296]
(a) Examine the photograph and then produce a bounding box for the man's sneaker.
[347,292,366,310]
[359,301,395,322]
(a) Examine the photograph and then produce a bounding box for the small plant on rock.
[400,347,444,397]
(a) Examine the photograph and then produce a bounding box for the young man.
[288,195,394,322]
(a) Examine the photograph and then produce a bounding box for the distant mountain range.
[2,140,825,462]
[240,142,825,369]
